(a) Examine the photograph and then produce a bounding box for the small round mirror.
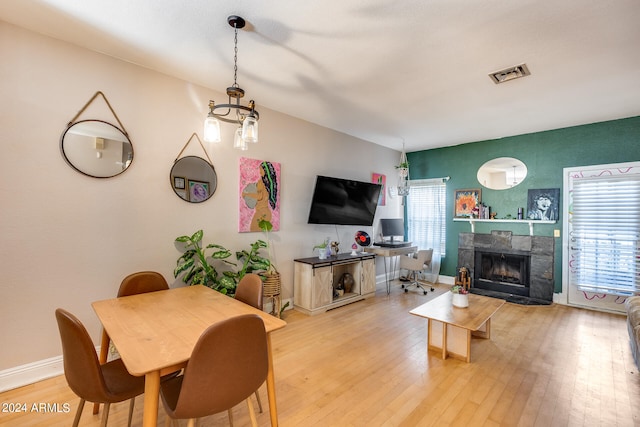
[61,120,133,178]
[170,156,217,203]
[477,157,527,190]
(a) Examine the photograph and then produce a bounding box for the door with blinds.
[564,161,640,312]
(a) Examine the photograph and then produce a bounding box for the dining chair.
[233,273,264,416]
[95,271,170,414]
[399,249,434,294]
[55,308,145,427]
[160,314,269,427]
[99,271,170,362]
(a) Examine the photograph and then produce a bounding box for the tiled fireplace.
[457,230,554,304]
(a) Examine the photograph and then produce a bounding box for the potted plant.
[451,284,469,308]
[395,160,409,178]
[174,230,237,294]
[313,238,330,259]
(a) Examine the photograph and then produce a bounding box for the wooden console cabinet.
[293,253,376,315]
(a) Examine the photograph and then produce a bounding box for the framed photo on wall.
[527,188,560,220]
[173,176,185,189]
[188,180,209,203]
[454,188,481,217]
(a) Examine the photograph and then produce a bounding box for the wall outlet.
[554,229,560,237]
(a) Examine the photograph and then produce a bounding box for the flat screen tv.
[307,175,382,226]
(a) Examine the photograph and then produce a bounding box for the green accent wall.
[407,115,640,292]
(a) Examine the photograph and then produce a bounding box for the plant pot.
[318,248,327,259]
[263,272,282,318]
[452,293,469,308]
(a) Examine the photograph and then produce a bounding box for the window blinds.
[570,175,640,295]
[406,179,446,255]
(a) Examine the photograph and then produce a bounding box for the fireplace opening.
[474,250,530,297]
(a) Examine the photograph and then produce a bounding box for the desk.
[364,245,417,294]
[92,285,287,427]
[409,292,504,362]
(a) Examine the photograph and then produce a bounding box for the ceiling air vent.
[489,63,530,84]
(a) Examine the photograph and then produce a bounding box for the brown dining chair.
[98,271,170,363]
[55,308,145,427]
[95,271,170,414]
[160,314,268,427]
[234,273,265,416]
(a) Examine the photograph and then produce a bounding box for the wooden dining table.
[92,285,287,427]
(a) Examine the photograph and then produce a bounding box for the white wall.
[0,21,403,376]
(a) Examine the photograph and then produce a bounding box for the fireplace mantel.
[453,218,555,235]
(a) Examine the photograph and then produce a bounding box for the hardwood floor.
[2,282,639,426]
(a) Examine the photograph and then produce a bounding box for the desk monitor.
[380,218,405,242]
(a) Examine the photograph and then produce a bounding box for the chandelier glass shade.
[203,16,259,148]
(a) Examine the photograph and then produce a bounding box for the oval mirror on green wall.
[477,157,527,190]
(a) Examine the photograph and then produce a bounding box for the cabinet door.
[360,258,376,295]
[312,266,333,308]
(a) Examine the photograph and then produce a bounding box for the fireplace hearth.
[458,230,554,304]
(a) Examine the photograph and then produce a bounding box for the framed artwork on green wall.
[454,188,481,217]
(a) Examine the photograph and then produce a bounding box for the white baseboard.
[0,355,64,393]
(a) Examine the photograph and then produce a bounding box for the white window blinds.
[569,174,640,295]
[406,179,446,255]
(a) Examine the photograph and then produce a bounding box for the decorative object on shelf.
[203,15,259,150]
[372,173,386,206]
[338,273,355,294]
[396,143,410,196]
[351,243,358,256]
[60,91,134,178]
[331,241,340,256]
[313,238,330,259]
[170,133,217,203]
[239,157,280,232]
[454,188,482,217]
[355,230,371,248]
[527,188,560,221]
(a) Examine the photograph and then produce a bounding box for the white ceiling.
[2,0,640,152]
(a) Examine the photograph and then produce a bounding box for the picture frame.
[527,188,560,221]
[188,180,209,203]
[454,188,481,217]
[173,176,185,189]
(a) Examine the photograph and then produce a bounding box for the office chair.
[234,273,265,415]
[399,249,434,294]
[55,308,145,427]
[160,314,268,427]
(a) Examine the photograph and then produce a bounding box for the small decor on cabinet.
[338,273,355,294]
[454,188,482,218]
[351,243,358,256]
[355,230,371,248]
[313,239,330,260]
[331,241,340,256]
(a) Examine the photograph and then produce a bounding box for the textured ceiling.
[2,0,639,152]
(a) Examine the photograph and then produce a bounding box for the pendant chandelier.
[397,143,410,196]
[203,15,259,150]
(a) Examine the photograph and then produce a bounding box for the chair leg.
[72,398,85,427]
[246,397,258,427]
[187,419,196,427]
[127,398,135,427]
[228,408,234,427]
[100,402,111,427]
[254,389,263,413]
